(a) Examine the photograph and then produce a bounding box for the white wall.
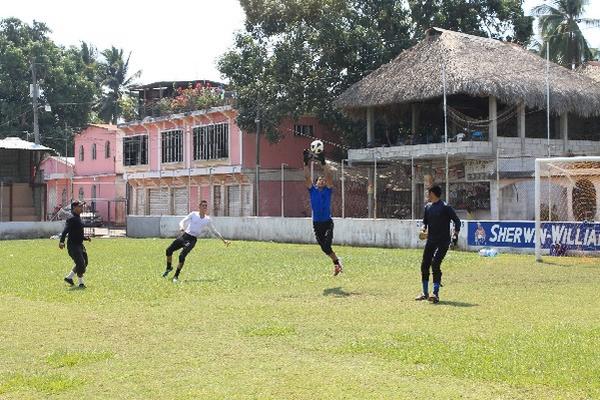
[128,216,469,249]
[0,221,65,240]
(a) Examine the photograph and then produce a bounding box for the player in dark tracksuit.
[416,185,460,303]
[303,149,344,276]
[59,201,91,288]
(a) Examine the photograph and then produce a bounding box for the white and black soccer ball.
[310,139,324,155]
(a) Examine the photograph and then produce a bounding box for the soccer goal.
[535,157,600,261]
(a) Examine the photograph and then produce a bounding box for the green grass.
[0,238,599,399]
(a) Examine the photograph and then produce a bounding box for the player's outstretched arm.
[448,205,461,239]
[303,149,313,189]
[209,222,230,246]
[179,212,192,232]
[323,158,333,188]
[59,218,71,249]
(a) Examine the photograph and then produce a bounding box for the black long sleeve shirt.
[60,214,85,245]
[422,200,461,244]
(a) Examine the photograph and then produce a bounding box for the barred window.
[92,143,97,160]
[79,145,84,161]
[105,141,111,158]
[123,135,148,166]
[294,124,314,137]
[161,130,183,163]
[193,123,229,160]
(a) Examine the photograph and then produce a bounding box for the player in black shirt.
[416,186,461,303]
[59,201,92,288]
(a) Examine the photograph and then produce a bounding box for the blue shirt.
[309,186,332,222]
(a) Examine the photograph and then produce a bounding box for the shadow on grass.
[66,286,86,292]
[323,287,360,298]
[182,278,219,283]
[437,300,478,307]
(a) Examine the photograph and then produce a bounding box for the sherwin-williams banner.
[468,221,600,251]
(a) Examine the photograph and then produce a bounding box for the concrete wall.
[126,216,470,249]
[0,221,64,240]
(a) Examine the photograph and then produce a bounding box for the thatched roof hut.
[335,28,600,117]
[578,61,600,84]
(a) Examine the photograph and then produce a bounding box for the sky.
[1,0,599,85]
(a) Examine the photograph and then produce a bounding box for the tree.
[219,0,534,147]
[98,46,141,124]
[532,0,600,69]
[409,0,533,44]
[0,18,99,154]
[219,0,413,145]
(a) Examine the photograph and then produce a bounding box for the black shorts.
[165,233,198,261]
[313,220,334,255]
[67,243,88,275]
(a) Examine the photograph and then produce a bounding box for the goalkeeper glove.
[315,152,326,165]
[302,149,312,166]
[451,232,458,247]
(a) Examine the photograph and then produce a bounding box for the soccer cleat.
[64,277,74,287]
[78,283,86,289]
[415,293,428,301]
[162,267,173,278]
[333,263,343,276]
[172,277,179,283]
[428,293,440,304]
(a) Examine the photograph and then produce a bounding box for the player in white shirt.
[162,200,230,282]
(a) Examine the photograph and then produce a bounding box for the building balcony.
[348,137,600,162]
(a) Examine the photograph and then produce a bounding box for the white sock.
[66,271,75,279]
[78,277,85,285]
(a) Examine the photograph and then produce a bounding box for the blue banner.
[468,221,600,251]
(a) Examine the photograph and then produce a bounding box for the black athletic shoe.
[428,293,439,304]
[162,267,173,278]
[64,277,75,287]
[78,283,86,289]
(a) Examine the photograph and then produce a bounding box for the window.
[161,130,183,163]
[79,145,84,161]
[123,135,148,166]
[105,141,111,159]
[61,188,67,206]
[92,143,97,160]
[193,123,229,160]
[294,124,314,137]
[78,187,84,201]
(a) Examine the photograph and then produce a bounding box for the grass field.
[0,238,599,399]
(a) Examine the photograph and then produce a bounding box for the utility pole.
[31,60,40,144]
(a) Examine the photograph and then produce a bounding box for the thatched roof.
[578,61,600,84]
[335,28,600,117]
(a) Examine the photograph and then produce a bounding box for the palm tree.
[99,47,141,124]
[532,0,600,69]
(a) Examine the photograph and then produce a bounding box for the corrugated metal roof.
[0,137,55,152]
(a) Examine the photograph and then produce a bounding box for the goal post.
[535,156,600,262]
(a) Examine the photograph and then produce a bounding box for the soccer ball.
[310,140,324,154]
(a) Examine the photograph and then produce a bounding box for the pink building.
[120,105,336,216]
[41,124,127,225]
[40,156,74,220]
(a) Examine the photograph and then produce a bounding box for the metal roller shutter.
[149,188,169,215]
[241,185,253,216]
[136,187,146,215]
[173,187,188,215]
[227,185,241,216]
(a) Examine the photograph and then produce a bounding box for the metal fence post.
[341,159,346,218]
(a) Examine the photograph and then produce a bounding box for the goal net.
[535,157,600,261]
